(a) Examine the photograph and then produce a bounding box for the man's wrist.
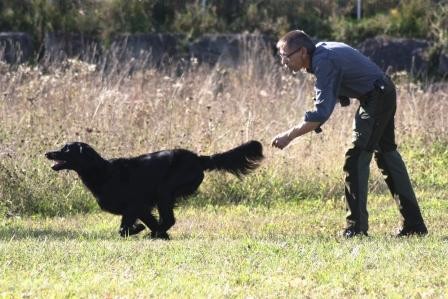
[290,121,320,139]
[287,127,298,141]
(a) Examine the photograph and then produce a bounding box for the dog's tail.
[199,140,264,178]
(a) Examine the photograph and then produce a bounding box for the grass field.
[1,196,448,297]
[1,49,448,297]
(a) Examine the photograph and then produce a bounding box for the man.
[271,30,427,238]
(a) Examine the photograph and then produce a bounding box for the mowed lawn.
[1,195,447,298]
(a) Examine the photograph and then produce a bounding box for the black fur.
[45,141,264,239]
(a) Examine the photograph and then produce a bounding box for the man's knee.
[343,147,372,173]
[343,147,362,173]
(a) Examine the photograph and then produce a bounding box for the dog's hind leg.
[154,168,205,239]
[154,197,175,240]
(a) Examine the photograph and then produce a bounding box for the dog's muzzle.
[45,152,67,171]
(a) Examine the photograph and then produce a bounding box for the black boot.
[342,227,369,238]
[395,223,428,237]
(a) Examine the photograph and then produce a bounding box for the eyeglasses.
[279,47,302,61]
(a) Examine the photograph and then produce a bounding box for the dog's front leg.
[119,210,146,237]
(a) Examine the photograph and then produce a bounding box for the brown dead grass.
[0,47,447,213]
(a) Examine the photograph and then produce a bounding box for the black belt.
[358,76,390,101]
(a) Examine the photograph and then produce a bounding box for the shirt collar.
[306,49,315,74]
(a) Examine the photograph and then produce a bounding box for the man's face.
[278,45,307,72]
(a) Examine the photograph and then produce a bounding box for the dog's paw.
[157,231,170,240]
[150,231,170,240]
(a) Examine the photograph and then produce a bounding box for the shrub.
[388,0,431,38]
[329,14,391,43]
[172,3,224,40]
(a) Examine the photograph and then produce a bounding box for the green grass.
[1,196,447,297]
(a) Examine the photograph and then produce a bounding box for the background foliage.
[0,0,447,45]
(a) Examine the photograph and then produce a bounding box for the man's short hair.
[277,30,316,55]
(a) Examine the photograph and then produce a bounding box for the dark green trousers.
[343,77,425,233]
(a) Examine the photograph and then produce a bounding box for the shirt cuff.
[304,111,328,123]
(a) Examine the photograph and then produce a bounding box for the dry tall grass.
[1,45,447,215]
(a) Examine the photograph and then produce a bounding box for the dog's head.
[45,142,99,172]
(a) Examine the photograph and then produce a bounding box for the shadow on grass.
[0,226,118,240]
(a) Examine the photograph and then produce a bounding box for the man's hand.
[271,121,321,150]
[271,131,292,150]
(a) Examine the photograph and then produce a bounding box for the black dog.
[45,141,263,239]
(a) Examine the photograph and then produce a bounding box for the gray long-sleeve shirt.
[304,42,384,124]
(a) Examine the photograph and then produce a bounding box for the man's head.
[277,30,315,72]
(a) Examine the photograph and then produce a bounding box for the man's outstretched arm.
[271,121,321,150]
